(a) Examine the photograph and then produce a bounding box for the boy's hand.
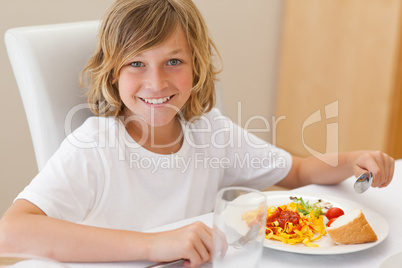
[147,221,213,268]
[353,151,395,188]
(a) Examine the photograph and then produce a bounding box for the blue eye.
[168,59,181,66]
[131,61,144,67]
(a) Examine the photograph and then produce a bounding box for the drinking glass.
[213,187,267,268]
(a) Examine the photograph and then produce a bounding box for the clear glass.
[213,187,267,268]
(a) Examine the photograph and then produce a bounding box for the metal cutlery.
[354,171,373,194]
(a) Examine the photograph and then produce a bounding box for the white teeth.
[143,96,171,104]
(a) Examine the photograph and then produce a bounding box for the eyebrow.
[168,49,182,55]
[131,48,183,60]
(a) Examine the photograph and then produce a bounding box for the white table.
[68,159,402,268]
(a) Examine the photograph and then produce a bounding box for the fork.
[146,224,262,267]
[229,223,261,249]
[146,259,185,268]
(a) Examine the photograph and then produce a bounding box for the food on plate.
[314,199,334,215]
[327,209,377,244]
[242,204,266,227]
[325,207,345,227]
[265,198,327,247]
[325,207,345,220]
[326,218,337,227]
[290,196,333,217]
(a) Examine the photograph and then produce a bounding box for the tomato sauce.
[267,208,301,234]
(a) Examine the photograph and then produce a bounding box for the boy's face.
[118,27,193,127]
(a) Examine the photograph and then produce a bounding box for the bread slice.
[327,209,377,244]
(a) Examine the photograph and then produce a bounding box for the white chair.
[5,21,99,171]
[5,20,225,171]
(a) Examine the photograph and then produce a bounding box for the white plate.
[263,191,389,255]
[222,192,267,236]
[380,251,402,268]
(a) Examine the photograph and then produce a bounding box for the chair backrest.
[5,20,226,172]
[5,21,99,171]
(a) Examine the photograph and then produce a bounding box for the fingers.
[378,152,394,187]
[180,221,213,268]
[385,158,395,187]
[354,151,395,188]
[148,222,213,267]
[213,224,228,258]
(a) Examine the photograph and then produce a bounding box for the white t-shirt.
[16,108,292,231]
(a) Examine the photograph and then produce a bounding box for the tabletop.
[67,159,402,268]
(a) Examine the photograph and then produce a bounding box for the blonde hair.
[81,0,220,121]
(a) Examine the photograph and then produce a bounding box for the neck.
[123,114,183,154]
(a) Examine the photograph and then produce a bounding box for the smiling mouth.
[139,95,174,105]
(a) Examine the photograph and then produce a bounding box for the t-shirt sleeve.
[203,108,293,190]
[15,133,105,222]
[224,125,292,189]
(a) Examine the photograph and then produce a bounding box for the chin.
[144,115,176,127]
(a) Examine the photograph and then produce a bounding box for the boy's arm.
[0,199,212,266]
[277,151,394,189]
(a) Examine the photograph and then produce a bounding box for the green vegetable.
[293,197,322,218]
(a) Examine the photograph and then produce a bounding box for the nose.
[144,66,168,91]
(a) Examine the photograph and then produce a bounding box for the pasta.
[265,202,327,247]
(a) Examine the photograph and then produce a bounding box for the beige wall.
[275,0,401,159]
[0,0,283,216]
